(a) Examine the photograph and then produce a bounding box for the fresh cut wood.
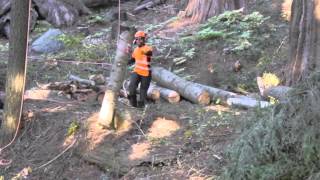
[98,30,134,128]
[151,67,210,105]
[149,83,180,103]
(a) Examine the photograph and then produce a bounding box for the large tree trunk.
[182,0,248,23]
[152,67,210,105]
[0,0,30,146]
[286,0,320,85]
[98,30,134,128]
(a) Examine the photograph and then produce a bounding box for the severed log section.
[262,86,292,102]
[133,0,165,13]
[98,30,134,128]
[227,97,270,108]
[257,77,292,101]
[152,67,210,105]
[149,83,180,103]
[195,83,241,101]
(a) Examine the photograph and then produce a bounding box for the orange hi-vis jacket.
[132,45,153,77]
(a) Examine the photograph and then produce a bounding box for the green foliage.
[67,121,80,136]
[34,21,52,34]
[222,73,320,180]
[57,34,83,48]
[194,10,273,58]
[53,33,107,61]
[88,14,105,24]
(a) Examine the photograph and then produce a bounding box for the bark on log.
[151,67,210,105]
[195,83,241,101]
[98,30,134,128]
[227,97,270,108]
[262,86,292,101]
[150,83,180,103]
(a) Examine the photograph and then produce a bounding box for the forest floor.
[0,0,289,179]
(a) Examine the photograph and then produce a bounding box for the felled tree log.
[33,0,91,27]
[133,0,165,13]
[149,83,180,103]
[227,97,270,108]
[98,30,134,128]
[263,86,292,101]
[257,77,292,101]
[152,67,210,105]
[196,83,241,101]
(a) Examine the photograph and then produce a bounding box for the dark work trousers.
[128,72,151,107]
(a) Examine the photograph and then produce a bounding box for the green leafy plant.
[67,121,80,136]
[194,10,272,57]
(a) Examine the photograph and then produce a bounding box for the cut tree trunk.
[182,0,248,23]
[152,67,210,105]
[227,97,270,108]
[196,83,241,101]
[149,83,180,103]
[98,30,134,128]
[0,0,30,146]
[262,86,292,102]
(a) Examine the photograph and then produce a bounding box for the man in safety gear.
[127,31,153,108]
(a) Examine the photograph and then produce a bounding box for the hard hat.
[135,31,146,38]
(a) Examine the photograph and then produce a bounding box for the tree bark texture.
[286,0,320,85]
[98,31,134,128]
[0,0,30,146]
[152,67,210,105]
[183,0,248,23]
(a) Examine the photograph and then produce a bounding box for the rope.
[35,139,76,170]
[0,0,32,166]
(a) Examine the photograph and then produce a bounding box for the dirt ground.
[0,0,289,179]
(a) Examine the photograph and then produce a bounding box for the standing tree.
[0,0,30,146]
[286,0,320,85]
[181,0,248,23]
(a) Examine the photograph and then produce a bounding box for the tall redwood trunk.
[183,0,248,23]
[286,0,320,85]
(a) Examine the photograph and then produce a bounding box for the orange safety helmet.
[135,31,146,38]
